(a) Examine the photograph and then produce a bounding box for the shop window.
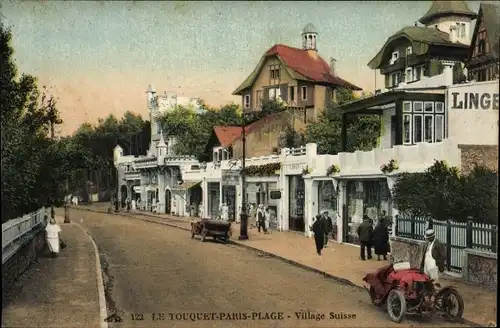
[435,115,444,142]
[424,115,434,143]
[413,114,423,143]
[403,114,412,144]
[318,181,337,214]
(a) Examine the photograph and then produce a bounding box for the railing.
[284,146,306,156]
[2,208,46,252]
[395,214,498,274]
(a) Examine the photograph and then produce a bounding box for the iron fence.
[395,214,497,274]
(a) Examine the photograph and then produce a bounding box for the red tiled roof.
[266,44,362,90]
[213,126,244,147]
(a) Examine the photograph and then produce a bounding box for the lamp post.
[64,179,70,223]
[239,113,249,240]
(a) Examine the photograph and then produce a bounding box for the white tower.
[157,130,168,164]
[146,84,161,141]
[302,23,318,51]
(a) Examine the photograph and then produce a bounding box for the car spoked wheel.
[436,289,464,322]
[387,289,406,323]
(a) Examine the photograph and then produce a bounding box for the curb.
[71,206,484,327]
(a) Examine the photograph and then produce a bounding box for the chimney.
[449,25,457,43]
[330,58,337,77]
[441,61,455,86]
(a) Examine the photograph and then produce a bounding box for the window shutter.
[280,85,288,102]
[263,88,269,102]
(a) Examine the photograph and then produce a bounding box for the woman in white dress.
[45,218,62,258]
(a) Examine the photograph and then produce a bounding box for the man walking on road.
[321,211,333,247]
[357,215,373,261]
[310,215,325,256]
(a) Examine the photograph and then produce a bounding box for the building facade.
[114,4,497,246]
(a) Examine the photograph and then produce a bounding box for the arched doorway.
[165,189,172,214]
[189,184,203,217]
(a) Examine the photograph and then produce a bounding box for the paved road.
[73,209,471,328]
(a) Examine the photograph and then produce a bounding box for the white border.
[424,114,434,143]
[424,101,434,113]
[402,101,412,112]
[435,101,445,113]
[435,114,445,142]
[413,101,423,112]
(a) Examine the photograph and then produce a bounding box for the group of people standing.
[250,204,271,234]
[310,211,335,255]
[357,214,391,261]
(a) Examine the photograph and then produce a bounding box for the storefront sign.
[221,170,240,186]
[451,92,499,110]
[269,190,281,199]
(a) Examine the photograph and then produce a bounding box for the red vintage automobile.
[362,263,464,323]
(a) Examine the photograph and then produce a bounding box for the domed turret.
[302,23,317,51]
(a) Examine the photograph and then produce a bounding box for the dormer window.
[456,22,466,38]
[269,65,280,79]
[390,51,399,65]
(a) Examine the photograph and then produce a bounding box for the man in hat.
[310,214,325,255]
[421,229,446,286]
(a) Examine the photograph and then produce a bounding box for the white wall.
[380,106,396,149]
[426,16,473,45]
[447,80,499,145]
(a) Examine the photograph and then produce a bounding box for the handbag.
[60,239,67,250]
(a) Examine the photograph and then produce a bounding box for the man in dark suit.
[357,215,374,260]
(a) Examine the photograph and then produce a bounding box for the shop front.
[343,179,391,244]
[207,182,220,219]
[245,178,280,229]
[288,175,305,232]
[221,170,239,221]
[317,180,339,239]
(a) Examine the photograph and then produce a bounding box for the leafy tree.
[157,102,242,158]
[305,88,380,154]
[392,160,498,224]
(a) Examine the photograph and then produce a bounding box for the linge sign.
[451,92,499,110]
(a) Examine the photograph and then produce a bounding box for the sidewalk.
[2,217,104,328]
[76,204,497,326]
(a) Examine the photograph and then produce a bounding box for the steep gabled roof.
[233,44,361,95]
[418,0,477,25]
[368,26,469,69]
[213,126,244,148]
[468,3,500,61]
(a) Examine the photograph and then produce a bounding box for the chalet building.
[368,0,477,89]
[466,3,500,82]
[233,23,361,121]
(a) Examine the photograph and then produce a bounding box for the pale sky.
[1,1,484,135]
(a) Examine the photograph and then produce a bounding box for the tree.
[157,102,242,158]
[392,160,498,224]
[1,23,71,221]
[305,88,380,154]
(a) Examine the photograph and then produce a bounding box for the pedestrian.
[310,214,325,255]
[322,211,333,247]
[264,207,271,234]
[45,217,62,258]
[257,205,266,233]
[373,218,389,261]
[357,215,373,260]
[126,198,131,212]
[249,204,257,229]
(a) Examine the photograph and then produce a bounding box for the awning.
[171,180,202,191]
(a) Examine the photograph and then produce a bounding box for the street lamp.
[239,113,251,240]
[64,179,70,223]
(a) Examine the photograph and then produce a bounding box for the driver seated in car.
[421,228,446,308]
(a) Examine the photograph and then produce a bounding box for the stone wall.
[459,144,498,175]
[232,111,306,158]
[2,227,46,292]
[389,236,425,269]
[463,248,497,291]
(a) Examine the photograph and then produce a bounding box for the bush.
[392,160,498,225]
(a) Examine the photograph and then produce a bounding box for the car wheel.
[387,289,406,323]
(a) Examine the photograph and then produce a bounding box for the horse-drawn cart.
[191,219,232,243]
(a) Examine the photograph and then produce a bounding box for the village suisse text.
[131,311,357,322]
